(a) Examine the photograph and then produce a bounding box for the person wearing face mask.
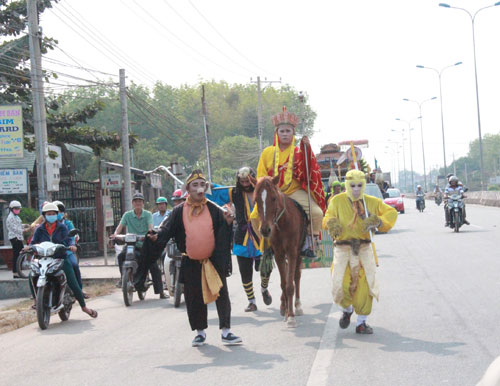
[7,200,26,279]
[323,170,397,334]
[52,201,87,298]
[251,107,326,259]
[25,203,97,318]
[150,170,241,347]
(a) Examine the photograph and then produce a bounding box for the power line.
[187,0,278,77]
[46,7,153,86]
[128,0,247,79]
[58,2,158,84]
[162,0,256,75]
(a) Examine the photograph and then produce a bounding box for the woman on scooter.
[24,203,97,319]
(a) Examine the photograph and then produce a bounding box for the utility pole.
[453,153,456,177]
[119,69,132,211]
[464,162,468,186]
[27,0,49,208]
[201,85,212,181]
[251,76,281,153]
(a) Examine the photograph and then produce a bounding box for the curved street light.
[403,97,437,192]
[391,129,407,192]
[438,2,500,190]
[416,62,462,177]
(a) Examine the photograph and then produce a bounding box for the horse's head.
[254,175,282,238]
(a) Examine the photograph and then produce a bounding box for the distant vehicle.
[364,183,384,200]
[383,188,405,214]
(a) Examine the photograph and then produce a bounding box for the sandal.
[82,307,98,319]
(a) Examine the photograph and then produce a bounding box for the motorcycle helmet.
[156,196,168,204]
[53,200,65,212]
[171,189,186,201]
[446,173,454,179]
[9,200,21,209]
[132,192,145,201]
[448,175,458,184]
[41,202,59,214]
[417,185,422,189]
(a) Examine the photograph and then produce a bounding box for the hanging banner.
[0,105,23,159]
[0,168,28,194]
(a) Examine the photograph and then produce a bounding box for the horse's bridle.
[273,191,287,230]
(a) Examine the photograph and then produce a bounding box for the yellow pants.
[339,265,373,315]
[289,189,323,235]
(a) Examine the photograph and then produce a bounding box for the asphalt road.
[1,199,499,386]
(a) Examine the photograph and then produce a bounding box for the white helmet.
[417,185,422,188]
[42,202,59,214]
[9,200,21,209]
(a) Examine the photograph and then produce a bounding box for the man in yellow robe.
[251,107,325,258]
[323,169,397,334]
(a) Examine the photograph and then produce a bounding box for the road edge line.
[306,303,341,386]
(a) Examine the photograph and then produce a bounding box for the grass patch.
[0,281,117,334]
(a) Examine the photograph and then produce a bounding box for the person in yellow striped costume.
[323,169,397,334]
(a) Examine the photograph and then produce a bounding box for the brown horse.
[254,176,307,328]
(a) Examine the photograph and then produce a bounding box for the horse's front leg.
[275,254,287,318]
[294,255,303,316]
[285,253,297,328]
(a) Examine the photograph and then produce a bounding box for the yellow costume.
[323,170,397,323]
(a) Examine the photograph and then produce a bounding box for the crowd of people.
[6,107,401,346]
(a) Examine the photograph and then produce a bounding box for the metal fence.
[53,180,101,257]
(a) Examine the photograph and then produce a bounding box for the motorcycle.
[165,239,184,308]
[416,193,425,212]
[28,229,79,330]
[448,194,464,232]
[114,233,145,306]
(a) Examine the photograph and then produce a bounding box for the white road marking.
[262,188,267,217]
[306,303,340,386]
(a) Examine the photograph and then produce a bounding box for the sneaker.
[339,311,353,329]
[244,302,257,312]
[192,334,206,347]
[262,289,272,305]
[159,292,169,299]
[355,322,373,334]
[222,333,242,345]
[444,222,449,227]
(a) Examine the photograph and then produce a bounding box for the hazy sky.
[40,0,500,180]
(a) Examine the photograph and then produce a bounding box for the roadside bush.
[19,207,39,223]
[487,184,500,191]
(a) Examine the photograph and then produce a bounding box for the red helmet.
[171,189,186,201]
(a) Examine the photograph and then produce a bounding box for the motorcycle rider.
[153,197,170,228]
[444,176,469,226]
[25,203,97,318]
[52,200,87,298]
[415,185,425,209]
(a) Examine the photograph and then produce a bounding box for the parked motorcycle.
[448,194,465,232]
[114,233,145,306]
[165,239,184,308]
[416,193,425,212]
[28,229,79,330]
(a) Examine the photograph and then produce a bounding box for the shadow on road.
[387,228,413,234]
[156,345,286,372]
[39,318,95,335]
[335,326,465,356]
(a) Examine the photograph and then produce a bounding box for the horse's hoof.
[287,317,297,328]
[295,307,304,316]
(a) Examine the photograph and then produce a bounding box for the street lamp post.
[385,145,401,188]
[391,129,407,192]
[438,2,500,191]
[416,62,462,177]
[395,117,420,192]
[403,97,437,192]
